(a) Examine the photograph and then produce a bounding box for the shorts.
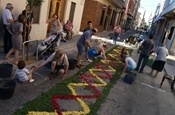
[56,65,64,70]
[18,76,29,83]
[127,65,136,70]
[77,43,85,55]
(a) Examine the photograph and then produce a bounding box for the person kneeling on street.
[93,39,108,63]
[122,51,136,74]
[35,50,69,79]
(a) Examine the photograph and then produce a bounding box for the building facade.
[80,0,126,32]
[154,0,175,54]
[0,0,85,40]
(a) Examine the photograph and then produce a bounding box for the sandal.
[4,57,8,60]
[76,65,81,68]
[79,64,84,67]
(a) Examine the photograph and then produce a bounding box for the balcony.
[109,0,126,8]
[161,0,175,16]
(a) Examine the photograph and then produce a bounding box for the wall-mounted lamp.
[102,5,107,10]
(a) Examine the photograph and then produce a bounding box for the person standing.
[76,28,98,68]
[135,34,155,73]
[83,21,93,62]
[113,25,122,44]
[2,3,14,53]
[47,13,61,36]
[5,14,25,64]
[22,4,34,42]
[150,44,169,77]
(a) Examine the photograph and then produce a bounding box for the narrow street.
[1,0,175,115]
[0,30,175,115]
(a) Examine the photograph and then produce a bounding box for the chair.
[160,73,175,92]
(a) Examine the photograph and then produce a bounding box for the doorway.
[47,0,66,34]
[69,2,76,23]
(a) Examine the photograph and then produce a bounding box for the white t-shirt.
[15,68,30,82]
[2,9,13,25]
[125,57,136,70]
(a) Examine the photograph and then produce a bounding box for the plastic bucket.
[0,63,13,78]
[0,80,16,99]
[88,48,97,58]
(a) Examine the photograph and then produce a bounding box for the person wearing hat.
[2,3,14,53]
[35,50,69,79]
[122,51,136,74]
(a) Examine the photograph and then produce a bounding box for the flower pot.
[0,63,13,78]
[0,80,16,99]
[68,59,77,70]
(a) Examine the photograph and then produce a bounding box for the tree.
[24,0,44,60]
[26,0,44,6]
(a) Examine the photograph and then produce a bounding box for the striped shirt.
[15,68,30,82]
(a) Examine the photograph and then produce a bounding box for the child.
[122,51,136,74]
[12,60,35,83]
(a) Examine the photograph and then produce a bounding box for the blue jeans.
[136,53,149,72]
[113,32,119,44]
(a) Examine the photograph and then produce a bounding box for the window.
[168,27,175,40]
[100,10,105,25]
[32,6,41,23]
[69,2,76,22]
[169,0,174,4]
[110,10,116,26]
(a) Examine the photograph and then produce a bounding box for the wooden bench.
[160,60,175,92]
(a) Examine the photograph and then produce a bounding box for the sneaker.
[29,79,35,83]
[85,59,92,62]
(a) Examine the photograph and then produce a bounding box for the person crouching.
[122,51,136,74]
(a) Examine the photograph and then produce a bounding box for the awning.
[154,16,166,22]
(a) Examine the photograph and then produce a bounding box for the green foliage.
[26,0,44,6]
[147,59,154,68]
[13,46,126,115]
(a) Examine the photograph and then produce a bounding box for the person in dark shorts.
[76,28,98,68]
[83,21,93,62]
[150,44,169,77]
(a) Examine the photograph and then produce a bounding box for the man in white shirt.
[2,3,14,53]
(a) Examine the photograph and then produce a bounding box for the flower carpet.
[26,46,125,115]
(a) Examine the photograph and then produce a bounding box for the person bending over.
[35,50,69,79]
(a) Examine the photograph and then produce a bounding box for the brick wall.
[80,0,110,32]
